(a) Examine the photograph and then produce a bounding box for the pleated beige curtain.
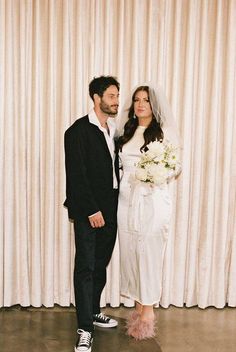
[0,0,235,309]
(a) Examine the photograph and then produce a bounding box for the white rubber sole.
[74,338,93,352]
[74,345,92,352]
[93,321,118,328]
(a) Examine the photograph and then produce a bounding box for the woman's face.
[133,90,153,122]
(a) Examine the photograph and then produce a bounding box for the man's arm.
[64,125,100,219]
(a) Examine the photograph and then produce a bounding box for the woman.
[117,85,181,340]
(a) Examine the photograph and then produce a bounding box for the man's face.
[99,85,119,116]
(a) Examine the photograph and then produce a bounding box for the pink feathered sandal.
[126,311,140,336]
[127,317,156,340]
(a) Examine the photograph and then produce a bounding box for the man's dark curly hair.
[89,75,120,101]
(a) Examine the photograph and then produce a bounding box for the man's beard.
[100,100,118,116]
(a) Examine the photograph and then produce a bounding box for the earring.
[133,114,136,119]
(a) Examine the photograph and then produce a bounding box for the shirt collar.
[88,109,116,136]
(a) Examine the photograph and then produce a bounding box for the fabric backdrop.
[0,0,235,309]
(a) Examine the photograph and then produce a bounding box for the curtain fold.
[0,0,235,309]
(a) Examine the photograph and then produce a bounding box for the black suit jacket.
[64,115,119,221]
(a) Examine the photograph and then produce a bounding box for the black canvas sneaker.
[75,329,93,352]
[93,312,118,328]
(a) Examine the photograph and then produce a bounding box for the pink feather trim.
[127,317,156,340]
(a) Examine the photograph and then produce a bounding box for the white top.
[120,125,146,177]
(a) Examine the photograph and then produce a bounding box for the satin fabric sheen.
[118,126,172,305]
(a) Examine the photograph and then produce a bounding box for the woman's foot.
[139,305,155,325]
[135,301,143,315]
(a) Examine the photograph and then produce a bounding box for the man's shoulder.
[65,115,89,135]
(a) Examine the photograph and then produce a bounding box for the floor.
[0,305,235,352]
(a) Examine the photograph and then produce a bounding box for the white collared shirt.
[88,109,118,189]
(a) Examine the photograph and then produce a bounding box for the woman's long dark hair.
[118,86,164,152]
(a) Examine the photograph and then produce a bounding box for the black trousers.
[73,193,118,332]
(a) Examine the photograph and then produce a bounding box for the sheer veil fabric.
[116,83,181,149]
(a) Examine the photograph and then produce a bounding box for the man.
[64,76,120,352]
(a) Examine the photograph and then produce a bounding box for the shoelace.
[95,313,110,322]
[77,329,92,346]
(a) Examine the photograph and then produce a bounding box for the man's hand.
[88,211,105,228]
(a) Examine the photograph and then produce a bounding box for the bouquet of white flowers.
[135,140,180,186]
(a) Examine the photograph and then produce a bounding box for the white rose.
[147,141,165,162]
[145,151,156,160]
[151,163,168,185]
